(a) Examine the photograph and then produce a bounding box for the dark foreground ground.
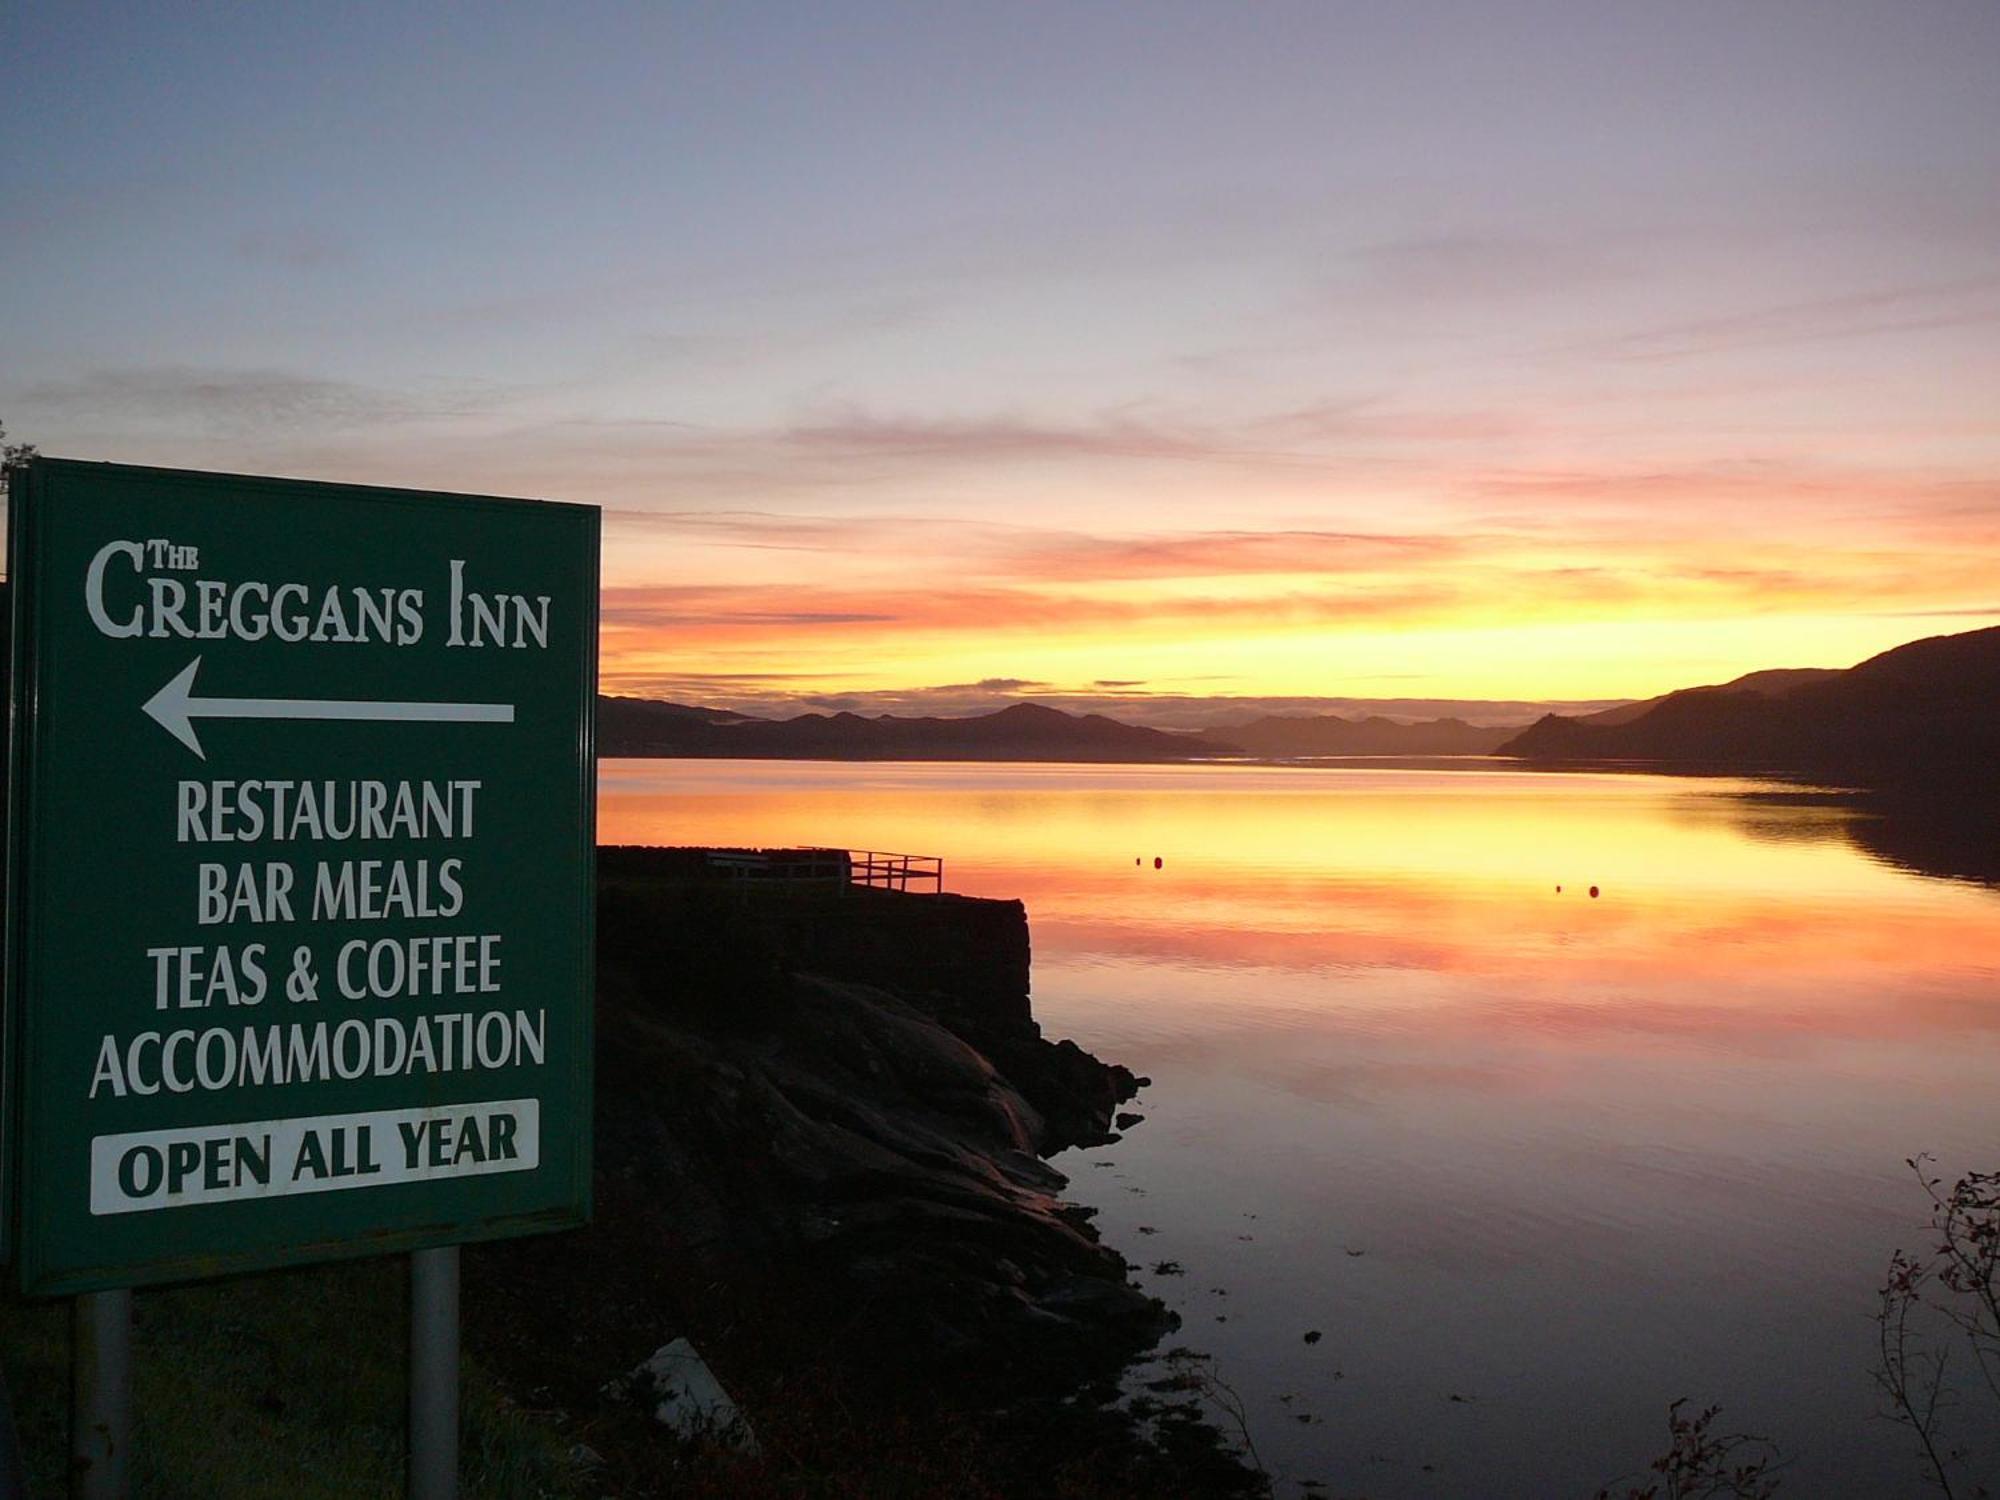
[2,856,1266,1498]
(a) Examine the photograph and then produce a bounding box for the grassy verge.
[0,1256,580,1499]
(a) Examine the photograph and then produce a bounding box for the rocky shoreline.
[464,854,1262,1496]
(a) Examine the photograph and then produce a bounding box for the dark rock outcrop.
[580,866,1166,1389]
[461,866,1222,1498]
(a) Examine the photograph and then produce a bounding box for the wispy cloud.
[600,579,1470,639]
[601,584,900,630]
[605,507,1472,582]
[1576,275,2000,363]
[22,366,501,437]
[1457,462,2000,537]
[996,526,1469,581]
[772,398,1530,472]
[602,507,993,555]
[779,407,1221,464]
[1866,604,2000,619]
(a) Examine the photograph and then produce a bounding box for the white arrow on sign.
[142,657,515,760]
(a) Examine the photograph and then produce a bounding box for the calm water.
[599,759,2000,1498]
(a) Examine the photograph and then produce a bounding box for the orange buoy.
[1589,885,1600,899]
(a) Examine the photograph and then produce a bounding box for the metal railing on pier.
[698,847,944,895]
[848,850,944,894]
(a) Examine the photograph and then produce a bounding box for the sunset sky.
[5,3,1998,723]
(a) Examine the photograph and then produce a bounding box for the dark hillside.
[1500,625,2000,781]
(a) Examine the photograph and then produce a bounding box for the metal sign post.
[409,1246,460,1500]
[71,1290,132,1499]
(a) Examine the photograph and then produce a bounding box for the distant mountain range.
[601,622,2000,781]
[1222,714,1513,757]
[597,695,1515,761]
[1498,624,2000,780]
[598,697,1236,761]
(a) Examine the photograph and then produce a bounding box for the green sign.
[6,459,597,1295]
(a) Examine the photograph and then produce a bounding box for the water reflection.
[599,760,2000,1497]
[1830,790,2000,889]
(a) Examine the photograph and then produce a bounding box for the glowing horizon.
[593,487,2000,713]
